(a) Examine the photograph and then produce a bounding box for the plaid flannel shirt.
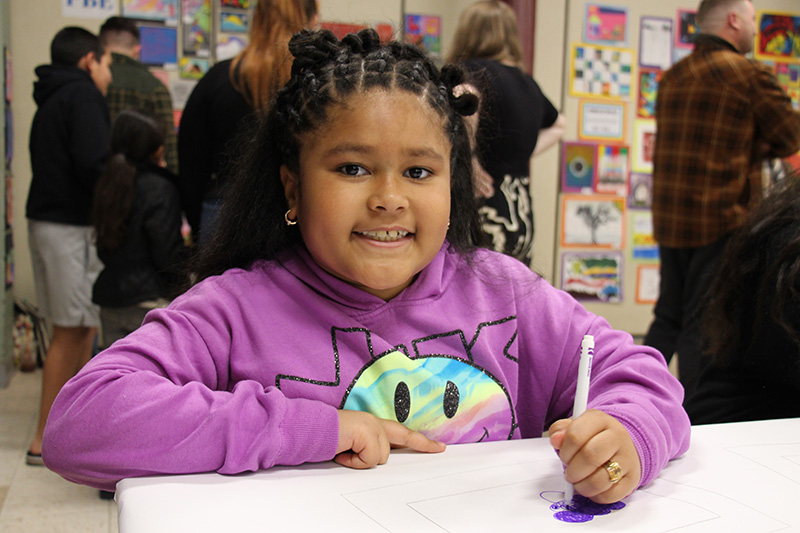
[106,53,178,174]
[652,34,800,248]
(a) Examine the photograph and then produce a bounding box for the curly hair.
[188,28,484,283]
[703,175,800,364]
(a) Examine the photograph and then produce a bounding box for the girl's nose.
[367,174,409,212]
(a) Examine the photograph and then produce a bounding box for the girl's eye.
[405,167,432,180]
[339,164,367,176]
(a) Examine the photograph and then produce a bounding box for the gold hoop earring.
[284,210,298,226]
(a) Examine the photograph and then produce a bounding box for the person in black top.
[686,175,800,424]
[448,0,565,263]
[178,0,318,245]
[92,109,186,346]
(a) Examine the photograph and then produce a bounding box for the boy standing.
[25,27,111,464]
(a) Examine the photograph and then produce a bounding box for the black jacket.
[27,65,110,225]
[92,164,186,307]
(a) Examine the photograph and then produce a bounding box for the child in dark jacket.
[92,108,186,347]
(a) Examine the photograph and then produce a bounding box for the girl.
[91,108,185,347]
[43,30,689,506]
[448,0,566,262]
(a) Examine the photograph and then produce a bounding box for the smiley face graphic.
[342,350,515,443]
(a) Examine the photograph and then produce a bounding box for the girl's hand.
[548,409,641,504]
[336,410,446,469]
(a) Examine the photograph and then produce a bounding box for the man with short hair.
[99,16,177,173]
[26,26,112,464]
[645,0,800,399]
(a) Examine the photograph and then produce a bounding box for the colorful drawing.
[595,144,628,196]
[676,9,698,49]
[180,57,209,79]
[122,0,178,22]
[220,0,249,8]
[756,11,800,60]
[561,142,597,193]
[771,61,800,110]
[220,10,247,33]
[584,4,627,46]
[631,211,658,260]
[637,68,661,118]
[561,251,623,303]
[139,25,178,65]
[561,194,626,249]
[182,0,211,57]
[578,100,626,141]
[216,34,246,61]
[570,43,634,101]
[633,119,656,173]
[627,172,653,209]
[404,14,441,56]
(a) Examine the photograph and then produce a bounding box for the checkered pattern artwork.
[570,43,634,100]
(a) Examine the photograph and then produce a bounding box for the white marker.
[564,334,594,507]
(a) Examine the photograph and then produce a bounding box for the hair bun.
[289,29,340,76]
[356,28,381,53]
[440,64,479,116]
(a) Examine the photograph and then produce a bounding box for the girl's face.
[281,89,452,301]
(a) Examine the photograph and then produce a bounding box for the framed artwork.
[771,61,800,110]
[220,0,250,8]
[583,4,628,46]
[578,100,626,142]
[182,0,211,57]
[756,11,800,61]
[220,10,248,33]
[675,9,698,49]
[639,16,672,70]
[560,194,626,249]
[561,142,597,193]
[631,211,658,260]
[179,57,209,79]
[594,144,628,196]
[216,34,246,61]
[636,264,660,304]
[139,25,178,66]
[405,14,441,56]
[569,43,634,101]
[637,68,661,118]
[632,119,656,173]
[561,251,623,303]
[122,0,178,22]
[627,172,653,209]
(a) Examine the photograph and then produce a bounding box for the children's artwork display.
[561,251,623,303]
[632,119,656,173]
[561,194,625,249]
[771,61,800,109]
[583,4,628,46]
[578,100,626,141]
[636,264,660,303]
[637,68,661,118]
[179,57,209,79]
[139,25,178,66]
[639,16,672,70]
[756,11,800,61]
[220,10,247,33]
[220,0,249,8]
[561,142,596,193]
[123,0,178,22]
[404,14,441,57]
[627,172,653,209]
[182,0,211,57]
[595,143,628,196]
[631,211,658,260]
[675,9,698,49]
[569,43,634,100]
[215,34,245,60]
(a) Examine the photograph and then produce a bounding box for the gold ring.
[603,460,623,484]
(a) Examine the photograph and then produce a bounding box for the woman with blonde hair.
[178,0,318,245]
[448,0,565,263]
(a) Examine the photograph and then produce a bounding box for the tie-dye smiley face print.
[342,350,515,443]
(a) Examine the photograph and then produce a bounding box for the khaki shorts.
[28,220,101,327]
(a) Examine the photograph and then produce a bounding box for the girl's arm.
[532,113,566,156]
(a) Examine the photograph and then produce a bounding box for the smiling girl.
[42,29,689,506]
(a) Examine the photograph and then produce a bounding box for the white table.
[116,418,800,532]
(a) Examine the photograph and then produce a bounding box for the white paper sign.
[62,0,117,19]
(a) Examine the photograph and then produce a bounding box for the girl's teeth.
[360,230,408,241]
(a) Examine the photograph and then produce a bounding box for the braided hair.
[189,29,484,282]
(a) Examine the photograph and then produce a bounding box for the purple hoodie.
[43,244,690,490]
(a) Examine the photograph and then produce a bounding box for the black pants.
[644,236,729,399]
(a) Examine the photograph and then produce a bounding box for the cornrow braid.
[187,29,484,283]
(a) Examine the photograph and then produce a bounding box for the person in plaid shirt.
[645,0,800,399]
[99,17,177,175]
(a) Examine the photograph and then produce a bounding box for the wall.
[0,1,12,386]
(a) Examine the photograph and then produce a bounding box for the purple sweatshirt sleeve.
[525,281,691,488]
[41,280,340,491]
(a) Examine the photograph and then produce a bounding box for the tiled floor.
[0,369,118,533]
